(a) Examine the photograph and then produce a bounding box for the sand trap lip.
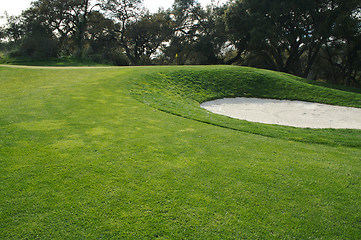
[201,97,361,129]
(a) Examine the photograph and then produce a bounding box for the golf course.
[1,65,361,239]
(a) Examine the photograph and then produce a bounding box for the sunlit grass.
[0,65,360,239]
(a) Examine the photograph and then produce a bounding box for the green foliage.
[225,0,361,85]
[124,11,174,65]
[163,1,227,65]
[0,65,361,239]
[9,24,58,58]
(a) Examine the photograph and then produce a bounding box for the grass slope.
[0,65,360,239]
[131,65,361,147]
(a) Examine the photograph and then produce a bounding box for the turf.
[0,65,360,239]
[0,57,109,66]
[131,65,361,147]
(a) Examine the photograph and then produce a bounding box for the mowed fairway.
[0,65,361,239]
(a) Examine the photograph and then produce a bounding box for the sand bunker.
[201,97,361,129]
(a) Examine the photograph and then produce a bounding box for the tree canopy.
[1,0,360,86]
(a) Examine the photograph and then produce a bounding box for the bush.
[9,37,58,58]
[107,50,130,66]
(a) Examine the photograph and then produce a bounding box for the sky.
[1,0,228,26]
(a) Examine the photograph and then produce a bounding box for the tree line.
[1,0,360,86]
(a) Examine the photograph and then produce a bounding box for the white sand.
[201,97,361,129]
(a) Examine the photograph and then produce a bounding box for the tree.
[124,10,173,64]
[2,8,59,58]
[3,14,27,42]
[19,0,100,57]
[100,0,143,64]
[225,0,337,78]
[86,11,129,65]
[317,1,361,86]
[163,0,227,65]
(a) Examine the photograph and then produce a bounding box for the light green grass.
[0,65,360,239]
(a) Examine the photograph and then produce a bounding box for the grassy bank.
[0,65,360,239]
[130,65,361,147]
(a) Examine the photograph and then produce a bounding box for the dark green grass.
[130,65,361,147]
[0,65,361,239]
[0,57,109,66]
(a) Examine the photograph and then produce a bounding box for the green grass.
[0,65,361,239]
[0,57,109,66]
[131,65,361,147]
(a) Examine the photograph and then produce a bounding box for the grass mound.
[131,65,361,147]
